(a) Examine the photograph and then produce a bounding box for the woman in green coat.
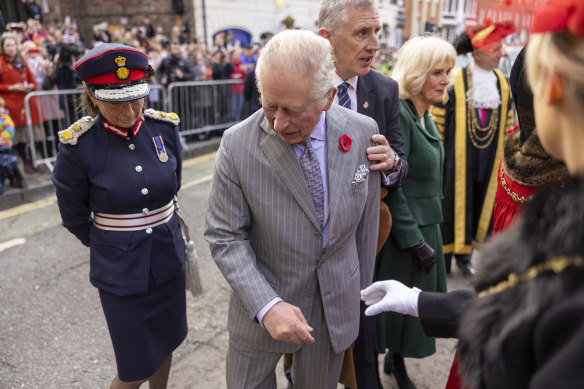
[374,35,456,388]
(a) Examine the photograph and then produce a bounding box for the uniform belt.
[93,199,176,231]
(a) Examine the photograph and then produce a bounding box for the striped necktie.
[299,138,325,228]
[337,82,352,109]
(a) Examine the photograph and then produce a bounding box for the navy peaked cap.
[74,43,149,85]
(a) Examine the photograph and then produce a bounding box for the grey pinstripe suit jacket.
[204,104,380,354]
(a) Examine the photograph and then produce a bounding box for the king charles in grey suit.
[205,30,380,388]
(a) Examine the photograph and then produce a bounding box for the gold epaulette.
[58,116,94,145]
[143,108,180,126]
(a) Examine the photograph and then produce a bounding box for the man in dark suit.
[319,0,406,185]
[318,0,408,387]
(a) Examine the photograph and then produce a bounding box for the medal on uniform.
[152,136,168,163]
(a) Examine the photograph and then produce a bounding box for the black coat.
[420,177,584,389]
[158,55,194,85]
[356,69,408,184]
[243,68,261,115]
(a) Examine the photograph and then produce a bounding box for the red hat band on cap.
[531,0,584,36]
[85,69,147,85]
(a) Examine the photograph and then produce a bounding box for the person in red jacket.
[227,49,246,122]
[0,33,44,173]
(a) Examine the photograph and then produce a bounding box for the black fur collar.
[502,129,569,186]
[457,177,584,389]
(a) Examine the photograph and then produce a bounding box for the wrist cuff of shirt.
[256,297,283,327]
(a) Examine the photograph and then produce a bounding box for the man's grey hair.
[256,30,335,108]
[318,0,378,33]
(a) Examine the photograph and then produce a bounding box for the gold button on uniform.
[135,165,143,172]
[146,228,153,234]
[128,144,136,150]
[142,208,149,215]
[141,188,149,195]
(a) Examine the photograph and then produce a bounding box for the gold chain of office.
[500,167,535,204]
[478,255,584,297]
[466,67,499,149]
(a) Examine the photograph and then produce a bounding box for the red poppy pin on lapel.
[339,134,352,152]
[363,101,369,109]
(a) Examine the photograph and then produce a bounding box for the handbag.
[176,203,203,298]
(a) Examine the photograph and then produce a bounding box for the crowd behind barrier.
[22,79,244,171]
[0,12,289,184]
[0,6,523,194]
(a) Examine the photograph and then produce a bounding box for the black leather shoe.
[457,262,476,277]
[455,254,475,277]
[392,353,416,389]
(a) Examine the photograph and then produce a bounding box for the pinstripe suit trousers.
[226,289,344,389]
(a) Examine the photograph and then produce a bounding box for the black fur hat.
[453,32,474,56]
[509,46,535,147]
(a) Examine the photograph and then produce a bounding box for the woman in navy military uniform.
[51,43,187,389]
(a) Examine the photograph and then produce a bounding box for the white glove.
[360,280,421,317]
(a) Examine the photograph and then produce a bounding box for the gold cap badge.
[115,56,126,67]
[116,67,130,80]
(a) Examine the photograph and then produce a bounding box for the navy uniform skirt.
[99,275,187,381]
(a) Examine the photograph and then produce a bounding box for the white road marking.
[182,174,213,189]
[0,238,26,252]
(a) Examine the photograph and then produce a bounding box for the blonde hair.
[392,35,457,100]
[256,29,335,108]
[526,30,584,105]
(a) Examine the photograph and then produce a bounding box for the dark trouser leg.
[35,140,48,159]
[14,143,37,174]
[444,253,452,274]
[8,167,27,189]
[455,254,471,265]
[352,301,382,389]
[14,143,27,162]
[392,352,416,389]
[0,169,5,194]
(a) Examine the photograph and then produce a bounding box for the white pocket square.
[351,164,369,186]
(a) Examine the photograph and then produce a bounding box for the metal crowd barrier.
[167,79,244,138]
[25,88,84,171]
[24,80,244,171]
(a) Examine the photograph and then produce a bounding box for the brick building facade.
[49,0,194,46]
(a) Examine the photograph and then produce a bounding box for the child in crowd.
[0,96,27,194]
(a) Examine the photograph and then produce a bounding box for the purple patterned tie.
[337,82,352,109]
[299,138,325,228]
